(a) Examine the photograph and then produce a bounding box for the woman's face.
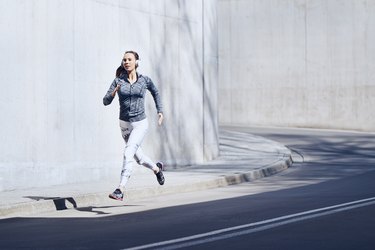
[122,53,137,72]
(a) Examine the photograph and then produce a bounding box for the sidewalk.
[0,127,293,218]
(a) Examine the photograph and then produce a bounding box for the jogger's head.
[116,51,140,77]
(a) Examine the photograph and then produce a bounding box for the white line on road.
[123,197,375,250]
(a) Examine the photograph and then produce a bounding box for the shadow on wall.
[202,0,219,161]
[151,0,219,167]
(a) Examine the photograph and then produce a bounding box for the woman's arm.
[147,77,164,125]
[158,112,164,125]
[103,79,120,106]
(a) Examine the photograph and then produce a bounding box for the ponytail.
[116,65,125,77]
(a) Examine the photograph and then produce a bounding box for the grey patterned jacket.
[103,73,163,122]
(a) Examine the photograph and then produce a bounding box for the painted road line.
[123,197,375,250]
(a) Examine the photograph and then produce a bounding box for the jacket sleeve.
[146,77,163,114]
[103,79,117,106]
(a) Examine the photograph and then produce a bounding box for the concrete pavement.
[0,127,293,218]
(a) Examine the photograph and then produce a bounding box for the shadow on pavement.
[2,169,375,250]
[24,196,77,210]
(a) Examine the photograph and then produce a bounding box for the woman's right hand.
[112,84,121,97]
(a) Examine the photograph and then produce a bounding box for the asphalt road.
[1,127,374,250]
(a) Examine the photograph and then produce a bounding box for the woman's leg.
[134,147,159,172]
[119,119,149,189]
[134,146,165,185]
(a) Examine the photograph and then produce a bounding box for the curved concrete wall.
[0,0,219,191]
[218,0,375,131]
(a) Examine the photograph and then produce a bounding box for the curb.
[0,155,293,218]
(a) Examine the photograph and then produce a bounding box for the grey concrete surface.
[218,0,375,131]
[0,0,219,192]
[0,127,292,218]
[1,127,374,250]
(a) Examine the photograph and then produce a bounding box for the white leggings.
[119,118,157,187]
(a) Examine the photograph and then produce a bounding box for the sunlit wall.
[0,0,219,191]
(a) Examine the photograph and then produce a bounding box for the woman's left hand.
[158,113,164,126]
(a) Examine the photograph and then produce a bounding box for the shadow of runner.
[75,205,141,215]
[23,196,140,215]
[24,196,77,210]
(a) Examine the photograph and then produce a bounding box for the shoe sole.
[156,162,165,185]
[108,194,123,201]
[156,171,165,185]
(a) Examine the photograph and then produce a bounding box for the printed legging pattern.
[119,118,156,187]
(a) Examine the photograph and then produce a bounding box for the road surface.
[1,127,374,250]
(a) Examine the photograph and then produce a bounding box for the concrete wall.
[218,0,375,131]
[0,0,219,191]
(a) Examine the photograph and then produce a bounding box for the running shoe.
[156,162,165,185]
[109,188,123,201]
